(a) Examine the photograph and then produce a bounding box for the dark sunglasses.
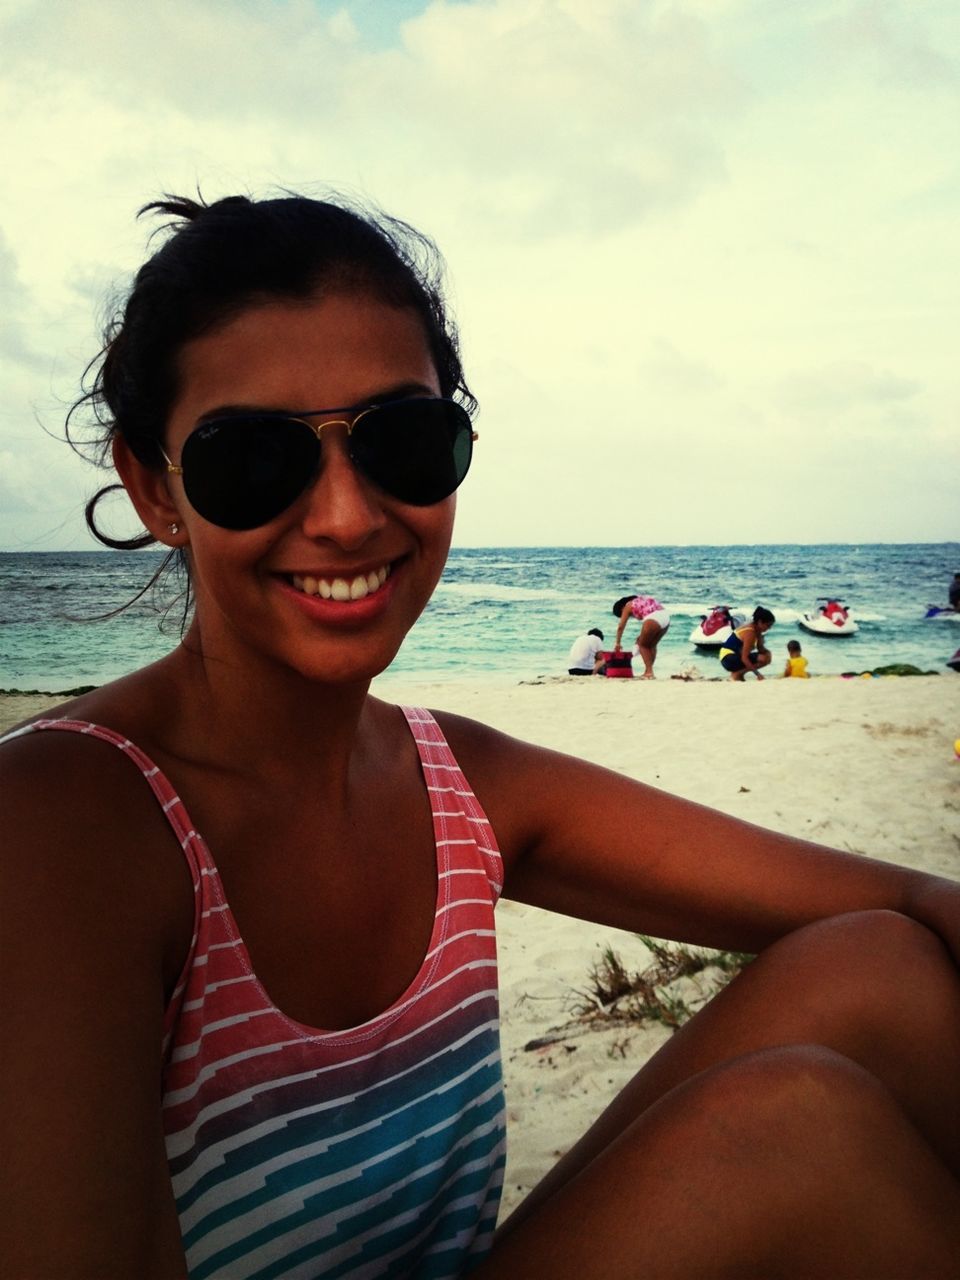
[159,397,476,530]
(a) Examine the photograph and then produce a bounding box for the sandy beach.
[3,673,959,1219]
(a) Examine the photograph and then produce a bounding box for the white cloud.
[778,361,921,414]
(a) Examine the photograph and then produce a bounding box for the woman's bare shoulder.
[0,708,191,864]
[425,706,615,843]
[428,706,536,767]
[0,671,160,802]
[0,716,195,986]
[428,705,589,772]
[1,712,151,799]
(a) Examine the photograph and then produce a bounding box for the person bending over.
[612,593,671,678]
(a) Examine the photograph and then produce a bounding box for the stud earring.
[169,522,180,535]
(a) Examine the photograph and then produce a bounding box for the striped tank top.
[20,709,506,1278]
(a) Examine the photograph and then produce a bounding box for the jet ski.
[924,605,959,619]
[689,605,743,646]
[798,598,859,636]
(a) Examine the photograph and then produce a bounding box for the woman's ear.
[112,436,187,546]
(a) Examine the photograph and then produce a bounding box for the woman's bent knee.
[491,1047,933,1278]
[820,906,945,955]
[677,1044,881,1140]
[766,908,956,1004]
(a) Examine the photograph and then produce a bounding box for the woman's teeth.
[291,566,390,601]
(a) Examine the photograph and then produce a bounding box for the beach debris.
[862,722,939,740]
[738,785,751,793]
[571,937,754,1033]
[608,1038,633,1060]
[840,664,939,679]
[872,663,939,676]
[523,1035,568,1052]
[0,685,97,696]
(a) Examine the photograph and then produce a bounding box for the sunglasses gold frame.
[158,400,478,476]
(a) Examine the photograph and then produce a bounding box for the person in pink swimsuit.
[612,594,671,678]
[2,192,959,1279]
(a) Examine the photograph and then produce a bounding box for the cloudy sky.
[1,0,957,549]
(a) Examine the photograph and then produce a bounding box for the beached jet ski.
[689,605,743,646]
[798,599,859,636]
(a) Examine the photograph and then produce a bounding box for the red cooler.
[601,650,634,678]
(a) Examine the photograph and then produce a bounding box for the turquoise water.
[1,545,958,691]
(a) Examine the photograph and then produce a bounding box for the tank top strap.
[399,705,504,900]
[9,718,211,1049]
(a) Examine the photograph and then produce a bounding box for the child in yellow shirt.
[784,639,810,678]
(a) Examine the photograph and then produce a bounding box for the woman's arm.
[739,625,759,670]
[614,605,631,651]
[0,734,192,1278]
[438,715,960,963]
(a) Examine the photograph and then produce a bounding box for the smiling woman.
[122,288,463,686]
[2,191,960,1280]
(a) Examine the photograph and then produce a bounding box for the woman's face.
[161,291,458,685]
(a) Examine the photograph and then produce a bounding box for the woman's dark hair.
[612,596,637,617]
[588,628,604,640]
[67,190,474,567]
[753,606,776,626]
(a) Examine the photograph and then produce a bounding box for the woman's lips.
[275,561,399,623]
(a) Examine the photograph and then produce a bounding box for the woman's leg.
[560,910,960,1175]
[489,910,960,1275]
[720,652,746,680]
[485,1046,960,1278]
[637,619,664,678]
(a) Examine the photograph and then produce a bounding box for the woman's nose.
[298,428,387,548]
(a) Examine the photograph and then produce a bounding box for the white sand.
[4,673,959,1218]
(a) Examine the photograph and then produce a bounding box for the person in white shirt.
[568,628,605,675]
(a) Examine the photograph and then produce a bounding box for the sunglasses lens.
[181,418,319,530]
[177,399,472,529]
[349,400,473,505]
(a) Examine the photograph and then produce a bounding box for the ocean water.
[1,544,958,692]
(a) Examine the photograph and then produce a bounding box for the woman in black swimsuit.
[719,606,775,680]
